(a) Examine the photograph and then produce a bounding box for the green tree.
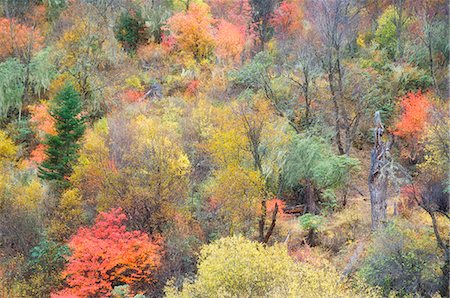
[283,135,359,213]
[38,84,85,189]
[115,7,147,53]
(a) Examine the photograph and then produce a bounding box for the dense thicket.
[0,0,448,297]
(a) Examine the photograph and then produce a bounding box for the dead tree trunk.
[368,111,390,230]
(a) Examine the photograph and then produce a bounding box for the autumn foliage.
[53,208,163,297]
[215,20,246,62]
[271,0,303,37]
[394,91,431,159]
[394,91,431,139]
[0,18,43,59]
[165,4,215,60]
[25,103,55,167]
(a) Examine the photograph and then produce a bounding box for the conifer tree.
[38,84,85,188]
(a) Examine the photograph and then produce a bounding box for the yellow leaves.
[167,235,363,298]
[0,130,17,162]
[207,165,265,235]
[125,75,144,91]
[14,178,44,211]
[357,33,367,48]
[48,188,86,241]
[133,114,191,176]
[205,104,248,166]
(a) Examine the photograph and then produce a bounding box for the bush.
[166,235,370,298]
[358,220,442,297]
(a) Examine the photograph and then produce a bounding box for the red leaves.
[267,197,287,219]
[393,91,431,160]
[24,103,55,168]
[185,79,200,96]
[394,91,431,140]
[271,0,304,37]
[29,103,56,137]
[215,20,246,62]
[120,89,145,103]
[53,208,163,297]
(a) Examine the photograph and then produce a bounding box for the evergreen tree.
[38,84,85,188]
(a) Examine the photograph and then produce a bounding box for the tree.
[27,101,56,167]
[215,20,246,63]
[359,220,443,297]
[47,188,87,242]
[0,17,43,60]
[283,135,359,214]
[22,238,70,297]
[418,103,450,182]
[306,0,364,155]
[70,112,191,234]
[206,164,265,237]
[271,0,303,38]
[54,208,163,297]
[114,7,147,53]
[0,49,55,121]
[0,130,44,258]
[165,4,216,61]
[393,91,431,161]
[249,0,278,51]
[38,84,86,189]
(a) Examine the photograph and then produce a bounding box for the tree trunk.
[368,165,388,229]
[368,111,390,230]
[305,179,318,214]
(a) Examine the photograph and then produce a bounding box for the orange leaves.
[271,0,304,37]
[29,103,56,137]
[54,208,163,297]
[394,91,431,140]
[266,197,288,220]
[120,89,145,103]
[25,103,55,168]
[393,91,432,160]
[0,18,44,59]
[165,4,215,60]
[215,20,245,62]
[185,79,200,96]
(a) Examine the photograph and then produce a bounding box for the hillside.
[0,0,448,297]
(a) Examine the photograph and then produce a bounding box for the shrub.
[166,235,367,297]
[358,220,442,297]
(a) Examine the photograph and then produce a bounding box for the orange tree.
[53,208,163,297]
[165,3,215,61]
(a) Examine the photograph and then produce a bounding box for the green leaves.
[0,49,55,119]
[283,135,360,198]
[0,59,24,119]
[38,84,86,188]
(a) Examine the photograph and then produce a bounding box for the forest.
[0,0,448,297]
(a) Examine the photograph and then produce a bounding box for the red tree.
[53,208,163,297]
[393,91,431,160]
[271,0,303,38]
[215,20,246,62]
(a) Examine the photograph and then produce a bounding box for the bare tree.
[307,0,363,155]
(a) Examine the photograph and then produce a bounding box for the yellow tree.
[71,112,191,234]
[205,98,290,241]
